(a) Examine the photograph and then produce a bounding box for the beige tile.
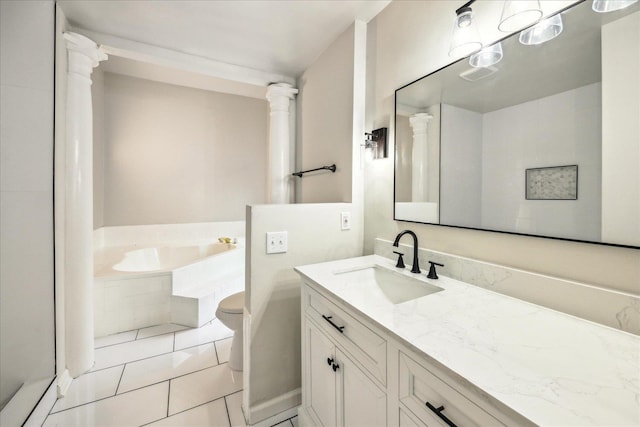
[51,366,123,413]
[43,382,168,427]
[119,343,217,393]
[215,337,233,364]
[137,323,189,340]
[92,334,173,371]
[225,391,245,427]
[94,330,137,349]
[146,398,230,427]
[174,319,232,351]
[169,364,242,415]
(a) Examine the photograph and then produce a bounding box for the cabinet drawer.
[304,284,387,385]
[399,352,505,427]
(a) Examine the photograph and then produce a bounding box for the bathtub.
[94,223,245,337]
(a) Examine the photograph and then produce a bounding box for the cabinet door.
[306,321,337,427]
[338,349,387,427]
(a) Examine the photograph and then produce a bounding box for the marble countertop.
[295,255,640,426]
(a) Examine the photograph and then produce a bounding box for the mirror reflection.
[394,0,640,248]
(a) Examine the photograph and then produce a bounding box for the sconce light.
[469,42,503,67]
[449,0,483,58]
[498,0,543,32]
[592,0,638,12]
[363,128,388,159]
[519,13,563,45]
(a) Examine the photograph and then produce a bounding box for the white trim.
[23,379,57,427]
[73,28,296,87]
[56,369,72,397]
[246,390,301,426]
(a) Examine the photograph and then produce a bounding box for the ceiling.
[58,0,391,79]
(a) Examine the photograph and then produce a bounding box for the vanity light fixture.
[519,13,563,45]
[449,0,483,58]
[592,0,638,12]
[469,42,503,67]
[498,0,543,32]
[363,128,388,159]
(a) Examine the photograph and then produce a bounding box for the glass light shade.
[499,0,543,32]
[469,42,504,67]
[592,0,638,12]
[449,10,483,58]
[519,14,563,45]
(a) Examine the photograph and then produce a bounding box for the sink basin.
[334,265,442,304]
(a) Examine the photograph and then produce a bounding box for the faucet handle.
[393,251,406,269]
[427,261,444,279]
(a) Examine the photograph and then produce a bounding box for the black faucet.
[392,230,420,273]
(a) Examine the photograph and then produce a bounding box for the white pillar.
[63,32,106,377]
[409,113,433,202]
[266,83,298,204]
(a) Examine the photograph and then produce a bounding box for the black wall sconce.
[364,127,388,159]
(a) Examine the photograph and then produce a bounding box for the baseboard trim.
[56,369,72,397]
[246,388,301,426]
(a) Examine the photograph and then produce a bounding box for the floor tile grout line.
[214,340,221,365]
[95,339,222,381]
[167,380,171,418]
[94,330,177,351]
[91,348,176,374]
[115,363,126,395]
[223,394,232,427]
[46,380,170,415]
[135,327,140,340]
[116,361,228,396]
[139,394,233,426]
[175,335,233,353]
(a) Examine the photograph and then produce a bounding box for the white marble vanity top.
[295,255,640,426]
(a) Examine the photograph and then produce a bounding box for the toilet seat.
[218,291,244,314]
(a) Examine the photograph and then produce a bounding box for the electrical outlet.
[341,212,351,230]
[266,231,287,254]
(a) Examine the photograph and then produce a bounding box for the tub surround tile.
[174,319,233,351]
[92,334,174,372]
[146,398,230,427]
[375,238,640,335]
[168,364,243,416]
[43,382,169,427]
[94,330,138,348]
[51,366,123,413]
[215,337,233,364]
[118,343,218,393]
[225,391,245,427]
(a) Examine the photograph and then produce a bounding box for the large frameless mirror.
[394,0,640,248]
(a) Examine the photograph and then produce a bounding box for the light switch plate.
[341,212,351,230]
[266,231,288,254]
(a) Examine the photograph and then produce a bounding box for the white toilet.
[215,291,244,371]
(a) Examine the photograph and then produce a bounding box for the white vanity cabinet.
[300,280,526,427]
[302,284,387,427]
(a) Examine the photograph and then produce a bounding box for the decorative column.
[266,83,298,204]
[64,32,107,377]
[409,113,433,202]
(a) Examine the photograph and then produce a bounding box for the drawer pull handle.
[327,357,334,366]
[322,315,345,333]
[426,402,458,427]
[332,362,340,372]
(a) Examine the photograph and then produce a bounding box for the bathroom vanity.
[295,255,639,426]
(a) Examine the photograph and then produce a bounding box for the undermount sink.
[334,265,443,304]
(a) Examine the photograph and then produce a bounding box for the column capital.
[64,32,107,67]
[266,83,298,112]
[409,113,433,133]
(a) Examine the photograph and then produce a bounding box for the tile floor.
[42,321,299,427]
